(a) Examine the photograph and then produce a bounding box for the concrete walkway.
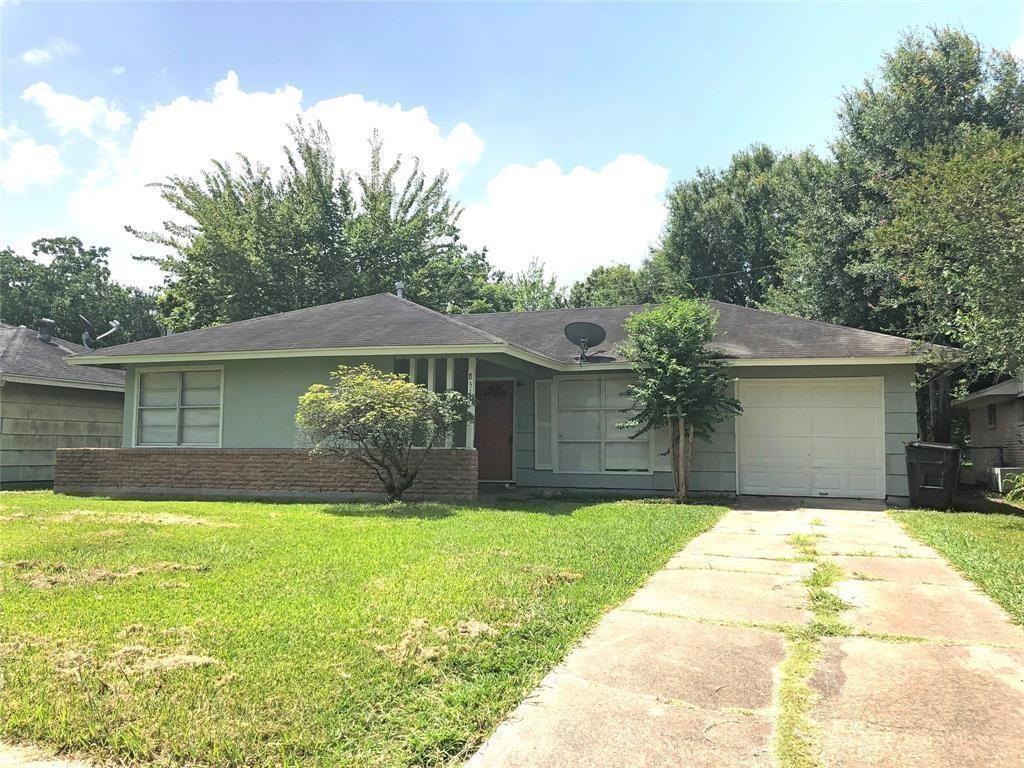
[468,499,1024,768]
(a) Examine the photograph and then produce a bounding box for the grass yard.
[894,508,1024,624]
[0,492,724,767]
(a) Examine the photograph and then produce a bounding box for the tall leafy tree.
[132,123,509,331]
[765,27,1024,332]
[868,128,1024,377]
[504,257,566,311]
[0,237,161,343]
[658,146,821,308]
[568,263,658,308]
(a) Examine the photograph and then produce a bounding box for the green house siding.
[121,355,917,500]
[123,356,385,448]
[481,360,916,499]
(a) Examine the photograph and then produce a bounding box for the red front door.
[475,380,514,481]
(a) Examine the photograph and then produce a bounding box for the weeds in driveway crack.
[775,538,852,768]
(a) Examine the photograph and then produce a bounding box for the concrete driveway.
[468,499,1024,768]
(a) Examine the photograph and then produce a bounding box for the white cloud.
[1011,36,1024,61]
[0,129,63,192]
[111,65,126,76]
[66,71,485,287]
[20,37,79,66]
[461,155,669,284]
[22,82,130,138]
[19,71,666,291]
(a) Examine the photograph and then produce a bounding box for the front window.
[551,376,663,473]
[136,368,222,446]
[987,404,997,429]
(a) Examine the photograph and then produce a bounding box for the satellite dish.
[79,315,122,349]
[564,321,606,362]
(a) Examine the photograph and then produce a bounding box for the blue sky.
[2,1,1022,288]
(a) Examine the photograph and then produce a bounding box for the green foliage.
[659,26,1024,356]
[660,145,791,308]
[1006,474,1024,504]
[837,28,1023,183]
[867,128,1024,375]
[504,257,567,311]
[295,364,472,501]
[568,263,658,308]
[132,123,509,331]
[0,237,161,344]
[620,298,741,440]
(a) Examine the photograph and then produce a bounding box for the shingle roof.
[0,323,125,389]
[70,292,923,367]
[77,294,504,359]
[457,300,920,364]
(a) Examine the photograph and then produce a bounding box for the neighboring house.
[0,322,125,488]
[953,377,1024,491]
[62,293,923,503]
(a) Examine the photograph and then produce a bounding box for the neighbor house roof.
[0,323,125,390]
[68,292,926,371]
[952,378,1022,409]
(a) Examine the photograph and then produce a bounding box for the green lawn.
[894,508,1024,624]
[0,492,723,767]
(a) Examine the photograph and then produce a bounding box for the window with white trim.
[537,376,669,474]
[136,369,222,446]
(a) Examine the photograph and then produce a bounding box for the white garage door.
[737,377,886,500]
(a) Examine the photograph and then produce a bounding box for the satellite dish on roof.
[564,321,606,362]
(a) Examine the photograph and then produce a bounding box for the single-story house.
[60,292,923,503]
[0,321,125,488]
[953,377,1024,491]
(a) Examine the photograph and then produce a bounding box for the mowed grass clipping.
[894,508,1024,624]
[0,492,724,767]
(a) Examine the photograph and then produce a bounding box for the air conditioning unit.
[991,467,1023,493]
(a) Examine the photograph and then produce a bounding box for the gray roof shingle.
[0,323,125,388]
[457,300,920,364]
[77,294,504,359]
[70,292,922,367]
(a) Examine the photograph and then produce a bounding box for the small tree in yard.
[620,298,741,501]
[296,364,471,502]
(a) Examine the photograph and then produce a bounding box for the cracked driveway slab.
[811,638,1024,767]
[620,567,810,626]
[468,499,1024,768]
[830,554,964,586]
[467,673,773,768]
[558,609,785,710]
[836,578,1024,646]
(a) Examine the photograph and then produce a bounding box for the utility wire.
[687,264,778,282]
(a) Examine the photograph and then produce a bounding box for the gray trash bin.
[905,441,961,510]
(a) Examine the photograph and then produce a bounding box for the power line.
[688,264,778,282]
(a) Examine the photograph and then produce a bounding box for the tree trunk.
[931,375,952,443]
[670,409,687,502]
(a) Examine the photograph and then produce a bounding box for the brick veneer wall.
[967,400,1024,465]
[54,448,478,502]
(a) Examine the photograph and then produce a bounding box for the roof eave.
[952,379,1022,408]
[0,373,125,392]
[66,346,925,373]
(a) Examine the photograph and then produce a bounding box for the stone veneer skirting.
[54,448,478,502]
